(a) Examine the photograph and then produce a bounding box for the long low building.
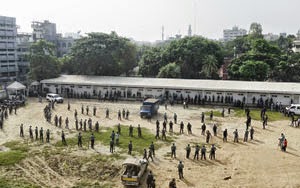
[40,75,300,105]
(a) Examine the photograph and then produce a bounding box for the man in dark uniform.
[213,124,217,136]
[163,120,167,131]
[93,106,97,116]
[169,178,176,188]
[186,144,191,159]
[169,121,173,133]
[75,119,79,130]
[201,145,206,160]
[180,121,184,134]
[177,161,184,179]
[54,115,58,127]
[59,116,62,127]
[148,149,154,161]
[20,124,24,137]
[147,171,154,188]
[84,119,87,132]
[78,132,82,147]
[223,129,228,142]
[110,139,114,153]
[106,108,109,118]
[250,127,254,140]
[209,144,216,160]
[35,126,38,140]
[156,120,160,130]
[29,126,33,140]
[187,122,192,134]
[155,126,160,139]
[201,112,205,123]
[65,117,69,129]
[81,105,84,114]
[90,133,95,149]
[46,129,50,143]
[126,109,130,119]
[40,127,44,142]
[143,148,148,161]
[171,143,176,158]
[129,125,133,137]
[222,108,225,117]
[210,110,213,120]
[150,142,155,156]
[95,121,99,132]
[74,109,78,120]
[118,110,121,120]
[86,106,89,115]
[122,109,125,119]
[194,144,200,160]
[206,130,211,143]
[173,113,177,124]
[117,123,121,135]
[128,140,133,155]
[62,130,67,145]
[80,119,83,130]
[233,129,239,143]
[67,102,70,111]
[162,129,167,140]
[244,129,249,142]
[137,124,142,137]
[201,123,206,135]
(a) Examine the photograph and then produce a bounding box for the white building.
[223,26,247,42]
[40,75,300,106]
[292,40,300,53]
[0,16,18,83]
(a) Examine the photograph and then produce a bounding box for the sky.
[1,0,299,42]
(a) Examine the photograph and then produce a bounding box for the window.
[284,96,290,98]
[186,91,190,93]
[138,88,143,91]
[217,92,222,95]
[147,89,152,92]
[238,93,244,96]
[260,94,266,97]
[271,95,277,97]
[206,92,211,94]
[227,93,232,95]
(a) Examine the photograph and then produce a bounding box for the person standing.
[223,129,228,142]
[233,129,239,143]
[209,144,216,160]
[20,124,24,137]
[90,133,95,149]
[150,142,155,157]
[250,127,254,140]
[137,124,142,138]
[35,126,39,140]
[244,129,249,142]
[169,121,173,133]
[128,140,133,155]
[213,124,217,136]
[206,130,211,143]
[171,143,176,158]
[93,106,97,116]
[194,144,200,160]
[210,110,213,120]
[180,121,184,134]
[65,117,69,129]
[147,171,154,188]
[39,127,44,142]
[61,131,67,145]
[187,122,192,134]
[46,129,50,143]
[201,123,206,135]
[201,112,205,123]
[110,139,114,153]
[115,132,119,145]
[177,161,184,179]
[173,113,177,124]
[129,125,133,137]
[201,145,206,160]
[106,108,109,118]
[78,132,82,147]
[186,144,191,159]
[29,126,33,140]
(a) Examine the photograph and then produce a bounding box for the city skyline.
[1,0,299,41]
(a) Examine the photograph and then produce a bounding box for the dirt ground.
[1,98,300,188]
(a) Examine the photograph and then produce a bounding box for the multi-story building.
[0,16,18,83]
[292,40,300,53]
[31,20,57,43]
[56,34,75,57]
[16,33,32,81]
[223,26,247,42]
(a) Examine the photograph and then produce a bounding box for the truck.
[121,158,148,186]
[140,98,160,118]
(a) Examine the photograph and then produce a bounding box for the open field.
[0,98,299,188]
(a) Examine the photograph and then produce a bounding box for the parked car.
[121,158,148,186]
[286,104,300,115]
[46,93,64,103]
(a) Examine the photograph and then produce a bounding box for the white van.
[286,104,300,115]
[46,93,64,103]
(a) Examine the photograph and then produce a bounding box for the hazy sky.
[1,0,299,41]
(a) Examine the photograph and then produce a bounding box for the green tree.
[249,22,263,38]
[68,32,137,76]
[201,55,219,78]
[28,40,60,81]
[239,60,270,81]
[157,62,181,78]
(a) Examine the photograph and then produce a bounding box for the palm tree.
[201,55,218,79]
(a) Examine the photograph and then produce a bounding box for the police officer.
[75,119,79,130]
[59,116,62,127]
[155,126,160,140]
[20,124,24,137]
[250,127,254,140]
[118,110,121,120]
[83,119,87,132]
[206,130,211,143]
[29,126,33,140]
[46,129,50,143]
[163,120,167,131]
[209,144,216,160]
[95,121,99,132]
[233,129,239,143]
[81,105,84,114]
[169,178,176,188]
[180,121,184,134]
[128,140,133,155]
[143,148,148,161]
[201,112,205,123]
[201,123,206,135]
[86,106,89,115]
[126,109,130,119]
[147,171,154,188]
[110,139,114,153]
[90,133,95,149]
[93,106,97,116]
[40,127,44,142]
[169,121,173,133]
[171,143,176,158]
[162,129,167,140]
[65,117,69,129]
[117,123,121,135]
[106,108,109,118]
[54,115,58,127]
[137,124,142,138]
[194,144,200,160]
[115,131,119,145]
[150,142,155,156]
[173,113,177,124]
[61,130,67,145]
[129,125,133,137]
[210,110,213,120]
[78,132,82,147]
[223,129,228,142]
[186,144,191,159]
[213,124,217,136]
[74,109,78,119]
[244,129,249,142]
[201,145,206,160]
[187,122,192,134]
[67,102,70,111]
[35,126,38,140]
[122,109,125,119]
[177,161,184,179]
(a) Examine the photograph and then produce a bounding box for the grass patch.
[54,125,174,155]
[0,141,29,166]
[204,110,223,117]
[233,108,290,121]
[0,178,39,188]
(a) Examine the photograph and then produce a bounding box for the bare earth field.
[0,98,300,188]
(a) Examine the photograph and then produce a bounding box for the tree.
[201,55,219,78]
[28,40,60,81]
[67,32,137,76]
[239,60,270,81]
[157,62,181,78]
[249,22,263,38]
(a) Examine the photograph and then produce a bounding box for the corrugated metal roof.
[41,75,300,94]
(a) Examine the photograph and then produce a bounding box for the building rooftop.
[41,75,300,94]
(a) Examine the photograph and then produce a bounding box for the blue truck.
[140,98,160,118]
